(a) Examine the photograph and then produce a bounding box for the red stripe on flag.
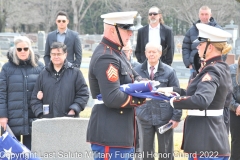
[104,146,110,160]
[193,153,198,160]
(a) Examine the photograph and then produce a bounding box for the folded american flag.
[0,131,40,160]
[97,81,175,101]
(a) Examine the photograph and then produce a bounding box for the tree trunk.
[71,0,79,31]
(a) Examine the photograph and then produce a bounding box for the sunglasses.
[148,12,159,16]
[16,47,29,52]
[57,20,66,23]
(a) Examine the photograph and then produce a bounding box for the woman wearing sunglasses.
[0,36,44,150]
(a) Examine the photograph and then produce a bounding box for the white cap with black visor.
[101,11,138,46]
[193,23,232,59]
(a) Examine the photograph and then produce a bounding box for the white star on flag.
[134,90,143,93]
[121,84,130,91]
[1,131,9,141]
[3,147,12,160]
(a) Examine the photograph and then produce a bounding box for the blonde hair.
[13,36,38,67]
[211,42,232,55]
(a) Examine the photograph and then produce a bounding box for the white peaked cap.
[196,23,232,42]
[101,11,138,25]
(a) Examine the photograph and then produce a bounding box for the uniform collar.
[203,55,222,66]
[101,37,122,52]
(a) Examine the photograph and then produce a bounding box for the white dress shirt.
[149,24,161,44]
[147,61,159,77]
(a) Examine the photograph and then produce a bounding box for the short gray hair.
[13,36,37,67]
[145,42,162,52]
[199,6,211,14]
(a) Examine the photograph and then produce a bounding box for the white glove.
[156,87,173,93]
[150,80,160,88]
[170,97,174,108]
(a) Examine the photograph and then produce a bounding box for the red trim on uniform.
[104,146,110,160]
[173,96,190,102]
[121,95,131,107]
[134,108,136,150]
[101,37,122,53]
[102,45,106,54]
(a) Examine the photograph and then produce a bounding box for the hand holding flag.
[97,81,177,101]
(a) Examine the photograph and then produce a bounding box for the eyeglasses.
[16,47,29,52]
[57,20,66,23]
[50,52,65,57]
[148,12,159,16]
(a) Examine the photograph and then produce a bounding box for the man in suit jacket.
[44,11,82,68]
[135,6,174,66]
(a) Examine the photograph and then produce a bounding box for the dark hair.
[56,11,69,19]
[50,42,67,53]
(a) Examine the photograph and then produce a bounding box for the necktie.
[150,66,155,80]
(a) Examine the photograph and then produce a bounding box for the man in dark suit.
[135,6,174,66]
[44,11,82,68]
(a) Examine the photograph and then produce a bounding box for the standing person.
[0,36,44,150]
[135,6,174,66]
[182,6,221,74]
[167,24,232,160]
[87,11,146,160]
[44,11,82,68]
[31,42,89,118]
[229,57,240,160]
[182,6,231,133]
[134,42,181,160]
[122,40,140,68]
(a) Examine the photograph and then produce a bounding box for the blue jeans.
[190,68,196,75]
[91,144,134,160]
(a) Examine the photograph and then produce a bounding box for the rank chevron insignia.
[106,64,119,82]
[201,72,212,82]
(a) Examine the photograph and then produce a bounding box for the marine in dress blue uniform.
[168,24,232,160]
[86,11,146,160]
